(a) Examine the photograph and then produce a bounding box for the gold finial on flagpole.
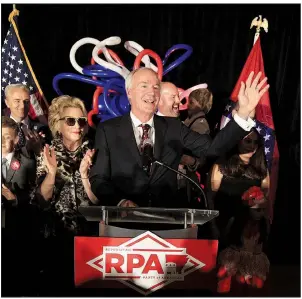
[9,4,19,22]
[250,15,268,45]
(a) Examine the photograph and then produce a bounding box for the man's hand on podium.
[120,200,138,218]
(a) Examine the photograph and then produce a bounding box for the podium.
[79,206,218,239]
[75,206,219,295]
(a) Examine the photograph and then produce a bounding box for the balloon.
[162,44,193,76]
[133,49,163,80]
[124,41,158,72]
[92,37,130,79]
[52,73,124,96]
[69,37,103,74]
[179,83,208,106]
[177,87,188,111]
[103,78,129,117]
[82,64,122,78]
[116,94,130,114]
[88,87,103,128]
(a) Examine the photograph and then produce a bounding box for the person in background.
[209,129,270,293]
[184,88,213,134]
[30,95,98,295]
[1,117,37,296]
[4,84,51,157]
[157,82,181,117]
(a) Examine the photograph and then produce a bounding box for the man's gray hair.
[125,67,158,91]
[4,84,30,98]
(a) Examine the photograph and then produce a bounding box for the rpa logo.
[87,231,205,295]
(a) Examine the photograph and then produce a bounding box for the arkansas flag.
[220,36,279,223]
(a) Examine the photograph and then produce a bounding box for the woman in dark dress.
[209,129,270,293]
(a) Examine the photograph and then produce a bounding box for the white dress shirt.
[2,151,14,169]
[130,111,155,147]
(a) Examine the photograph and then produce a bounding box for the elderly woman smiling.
[31,95,98,237]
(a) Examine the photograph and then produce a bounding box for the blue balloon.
[162,44,193,76]
[82,64,123,78]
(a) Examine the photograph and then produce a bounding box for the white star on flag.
[256,126,262,133]
[226,104,232,111]
[264,133,270,141]
[264,147,270,154]
[2,13,48,123]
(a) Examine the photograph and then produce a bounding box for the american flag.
[1,9,48,123]
[219,36,279,223]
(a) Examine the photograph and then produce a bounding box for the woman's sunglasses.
[59,117,88,127]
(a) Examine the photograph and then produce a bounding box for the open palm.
[238,71,270,114]
[43,144,57,175]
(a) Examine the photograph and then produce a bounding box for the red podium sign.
[75,231,218,295]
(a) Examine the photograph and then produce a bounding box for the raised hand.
[25,129,46,154]
[79,149,96,178]
[237,71,270,119]
[43,144,57,175]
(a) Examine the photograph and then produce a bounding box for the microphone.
[141,138,154,174]
[141,139,208,208]
[154,160,208,209]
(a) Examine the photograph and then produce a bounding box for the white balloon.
[69,37,102,74]
[92,37,130,79]
[124,41,158,72]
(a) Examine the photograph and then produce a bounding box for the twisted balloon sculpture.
[52,35,207,128]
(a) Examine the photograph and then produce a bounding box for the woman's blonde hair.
[48,95,87,137]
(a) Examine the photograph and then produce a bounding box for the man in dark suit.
[90,68,269,208]
[1,117,38,295]
[4,84,51,157]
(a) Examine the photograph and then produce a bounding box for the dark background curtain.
[1,4,300,264]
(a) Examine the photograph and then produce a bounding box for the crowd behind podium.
[1,68,271,296]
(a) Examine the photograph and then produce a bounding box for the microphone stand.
[154,160,208,209]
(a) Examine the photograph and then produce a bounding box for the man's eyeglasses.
[59,117,88,127]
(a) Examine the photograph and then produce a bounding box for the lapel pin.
[11,160,20,171]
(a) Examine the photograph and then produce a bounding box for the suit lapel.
[6,155,19,183]
[118,114,143,168]
[149,115,167,182]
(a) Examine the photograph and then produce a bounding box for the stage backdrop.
[1,4,300,264]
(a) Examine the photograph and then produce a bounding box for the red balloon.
[133,49,163,80]
[88,87,103,128]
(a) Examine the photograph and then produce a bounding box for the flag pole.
[250,15,269,45]
[8,7,49,109]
